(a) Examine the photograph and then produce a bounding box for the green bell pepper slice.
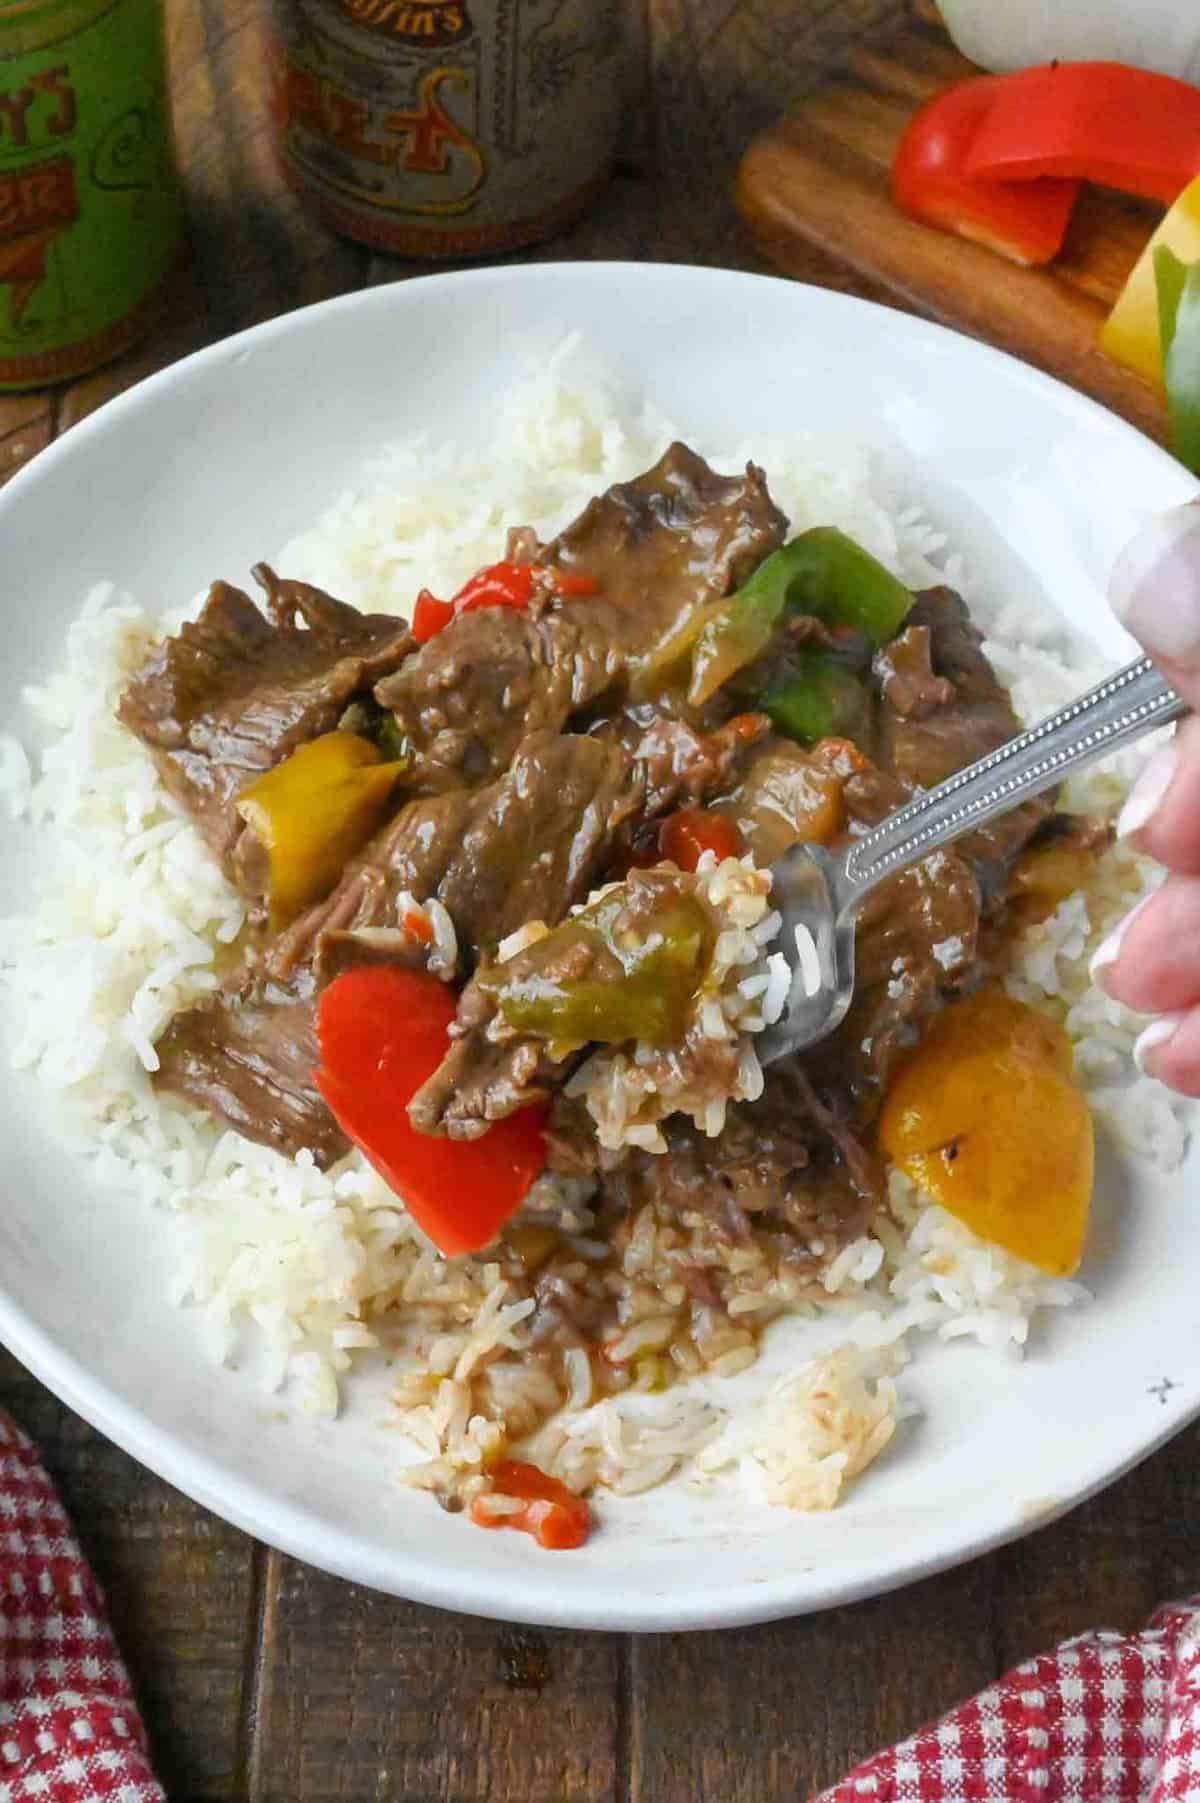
[479,885,715,1048]
[688,528,913,706]
[1155,244,1200,476]
[760,652,868,744]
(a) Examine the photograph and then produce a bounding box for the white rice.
[793,923,821,997]
[0,338,1190,1516]
[696,1343,904,1512]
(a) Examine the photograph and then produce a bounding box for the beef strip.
[406,962,575,1144]
[153,732,640,1163]
[591,1061,874,1253]
[373,443,786,790]
[875,586,1051,901]
[117,565,414,905]
[1027,810,1113,857]
[841,762,907,824]
[853,847,980,994]
[822,847,981,1116]
[544,440,785,613]
[314,927,430,983]
[271,730,641,981]
[876,587,1023,787]
[154,969,347,1168]
[874,623,954,719]
[598,707,772,820]
[372,606,624,794]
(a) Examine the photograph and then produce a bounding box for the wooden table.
[2,3,1198,1798]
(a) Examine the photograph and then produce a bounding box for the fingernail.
[1089,893,1155,980]
[1117,745,1177,840]
[1109,500,1200,661]
[1134,1012,1188,1074]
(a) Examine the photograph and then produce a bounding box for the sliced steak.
[313,926,431,984]
[373,606,622,793]
[117,565,414,902]
[875,587,1022,787]
[601,708,772,820]
[154,970,349,1168]
[876,586,1050,900]
[1026,809,1113,858]
[874,623,954,720]
[853,847,980,995]
[153,733,640,1164]
[271,730,641,981]
[374,443,787,790]
[598,1061,874,1251]
[823,845,981,1113]
[406,973,573,1143]
[542,440,786,623]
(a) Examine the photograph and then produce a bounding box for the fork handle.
[836,657,1187,915]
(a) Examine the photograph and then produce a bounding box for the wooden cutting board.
[736,12,1169,444]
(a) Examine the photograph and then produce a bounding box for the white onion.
[939,0,1200,84]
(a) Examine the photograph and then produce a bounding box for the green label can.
[0,0,182,391]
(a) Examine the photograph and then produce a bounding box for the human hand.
[1091,501,1200,1096]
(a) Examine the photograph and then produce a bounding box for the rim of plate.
[0,261,1196,1632]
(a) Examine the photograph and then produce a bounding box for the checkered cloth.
[818,1598,1200,1802]
[0,1410,164,1802]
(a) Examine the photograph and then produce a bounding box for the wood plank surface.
[2,2,1199,1800]
[736,16,1170,443]
[252,1556,623,1803]
[0,390,55,488]
[630,1558,1001,1800]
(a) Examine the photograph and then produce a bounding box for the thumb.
[1109,497,1200,708]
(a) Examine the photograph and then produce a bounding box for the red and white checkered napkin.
[818,1596,1200,1803]
[0,1409,164,1803]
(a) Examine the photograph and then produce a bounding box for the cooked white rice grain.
[696,1344,900,1511]
[794,923,821,997]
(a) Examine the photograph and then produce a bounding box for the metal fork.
[759,657,1188,1064]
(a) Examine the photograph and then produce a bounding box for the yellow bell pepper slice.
[236,731,405,930]
[879,987,1094,1277]
[1100,173,1200,388]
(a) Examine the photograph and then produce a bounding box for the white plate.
[0,263,1196,1632]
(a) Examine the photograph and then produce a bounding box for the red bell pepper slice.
[451,560,536,615]
[314,965,548,1257]
[469,1461,592,1549]
[411,589,455,642]
[658,807,743,872]
[410,559,598,644]
[411,559,535,644]
[966,63,1200,208]
[893,76,1080,267]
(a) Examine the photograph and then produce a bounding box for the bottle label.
[0,0,182,388]
[269,0,622,252]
